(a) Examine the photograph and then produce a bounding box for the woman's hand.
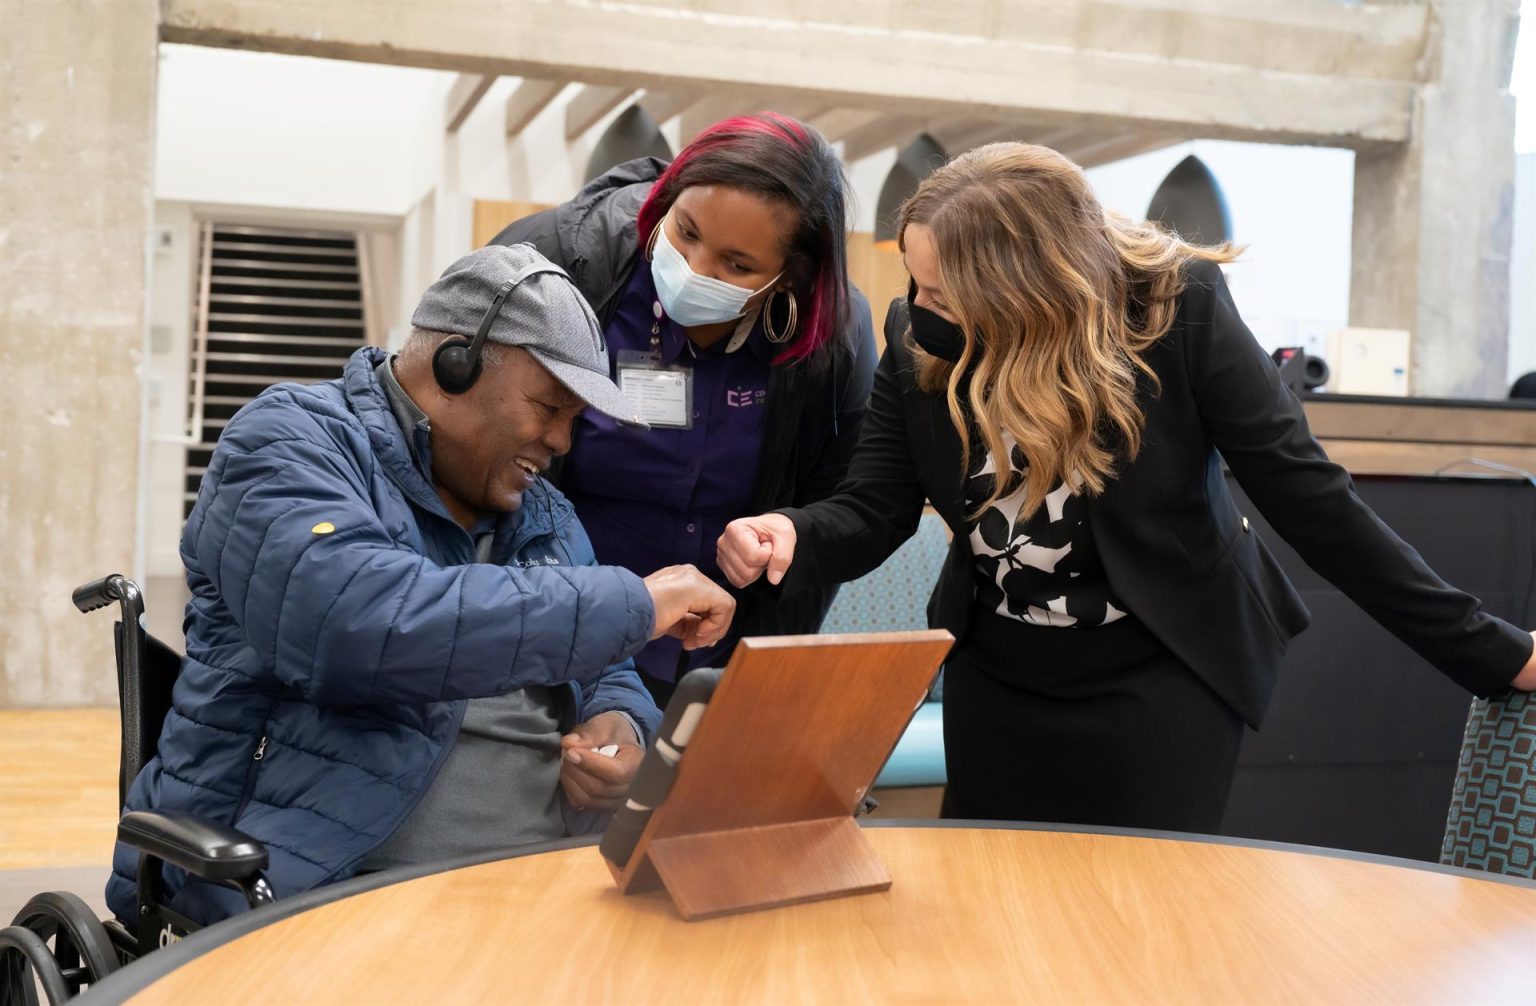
[717,513,798,587]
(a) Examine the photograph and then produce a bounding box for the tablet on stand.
[599,629,953,921]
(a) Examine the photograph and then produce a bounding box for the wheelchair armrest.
[118,810,269,883]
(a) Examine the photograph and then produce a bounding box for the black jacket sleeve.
[733,286,884,635]
[1184,261,1531,694]
[777,298,930,595]
[797,284,880,504]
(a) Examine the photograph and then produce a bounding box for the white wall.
[156,44,448,216]
[846,146,898,234]
[144,202,195,573]
[397,188,439,346]
[1511,151,1536,389]
[141,203,197,643]
[1496,0,1530,389]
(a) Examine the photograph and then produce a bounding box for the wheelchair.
[1,576,275,1005]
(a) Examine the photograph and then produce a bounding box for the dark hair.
[1511,372,1536,400]
[635,112,849,365]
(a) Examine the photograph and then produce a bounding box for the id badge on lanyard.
[617,349,693,430]
[617,302,696,429]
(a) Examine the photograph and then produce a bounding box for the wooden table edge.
[79,819,1536,1004]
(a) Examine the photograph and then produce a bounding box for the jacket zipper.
[232,735,268,822]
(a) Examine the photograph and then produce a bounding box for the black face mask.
[907,282,966,363]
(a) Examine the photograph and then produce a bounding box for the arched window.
[1145,154,1232,245]
[874,133,947,244]
[584,104,673,183]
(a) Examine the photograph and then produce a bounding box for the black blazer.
[777,260,1531,727]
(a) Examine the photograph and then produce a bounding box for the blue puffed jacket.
[106,347,660,925]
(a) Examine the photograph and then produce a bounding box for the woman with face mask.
[490,113,876,704]
[718,142,1536,833]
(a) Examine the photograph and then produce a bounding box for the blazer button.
[1241,517,1251,533]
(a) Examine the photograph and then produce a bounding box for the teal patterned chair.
[1441,692,1536,878]
[821,512,951,788]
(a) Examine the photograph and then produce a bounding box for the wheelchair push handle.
[72,574,124,612]
[72,574,142,617]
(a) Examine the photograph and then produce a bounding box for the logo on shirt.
[514,554,561,568]
[726,387,768,408]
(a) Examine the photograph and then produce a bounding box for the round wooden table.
[91,823,1536,1004]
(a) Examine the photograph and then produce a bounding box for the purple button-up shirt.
[561,259,773,682]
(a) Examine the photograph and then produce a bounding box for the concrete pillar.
[0,0,158,706]
[1350,0,1519,398]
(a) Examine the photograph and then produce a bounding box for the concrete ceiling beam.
[161,0,1419,148]
[841,116,926,163]
[564,84,633,140]
[1059,130,1184,168]
[504,77,566,136]
[637,90,698,125]
[443,73,495,133]
[808,108,883,143]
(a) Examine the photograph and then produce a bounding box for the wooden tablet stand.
[608,629,953,920]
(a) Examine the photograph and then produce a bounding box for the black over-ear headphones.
[431,259,574,394]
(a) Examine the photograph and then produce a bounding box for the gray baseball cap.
[411,243,645,428]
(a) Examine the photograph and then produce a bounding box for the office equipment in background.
[1328,326,1411,396]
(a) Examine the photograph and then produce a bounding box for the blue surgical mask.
[650,216,781,327]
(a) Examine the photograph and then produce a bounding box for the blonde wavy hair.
[899,142,1239,520]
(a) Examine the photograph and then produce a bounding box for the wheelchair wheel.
[10,893,117,999]
[0,925,70,1006]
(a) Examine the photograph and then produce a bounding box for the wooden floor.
[0,708,120,869]
[0,709,119,922]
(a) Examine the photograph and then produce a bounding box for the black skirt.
[941,605,1244,834]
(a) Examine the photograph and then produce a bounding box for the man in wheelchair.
[105,244,735,927]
